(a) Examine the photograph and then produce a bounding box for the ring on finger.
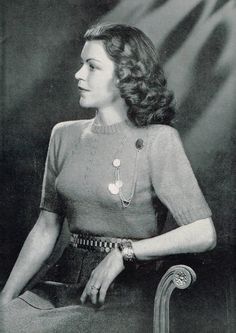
[90,285,99,293]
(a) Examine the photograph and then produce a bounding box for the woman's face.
[75,40,121,110]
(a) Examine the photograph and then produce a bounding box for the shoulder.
[52,119,92,136]
[50,119,93,143]
[48,119,93,153]
[147,124,181,147]
[146,124,189,166]
[47,119,93,161]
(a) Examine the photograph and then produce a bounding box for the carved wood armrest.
[153,265,197,333]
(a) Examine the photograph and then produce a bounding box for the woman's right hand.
[80,248,124,306]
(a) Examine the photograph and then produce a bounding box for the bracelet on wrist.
[117,240,136,265]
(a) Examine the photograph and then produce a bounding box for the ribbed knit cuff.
[39,199,64,216]
[170,204,212,226]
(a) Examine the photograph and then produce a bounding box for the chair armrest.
[153,265,196,333]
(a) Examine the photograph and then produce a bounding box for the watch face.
[117,242,124,252]
[118,240,135,262]
[122,247,130,259]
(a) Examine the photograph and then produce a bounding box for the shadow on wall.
[209,0,234,16]
[158,0,207,64]
[177,21,230,134]
[145,0,171,14]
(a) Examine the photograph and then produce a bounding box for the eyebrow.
[81,57,102,63]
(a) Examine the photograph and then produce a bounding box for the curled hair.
[84,23,175,127]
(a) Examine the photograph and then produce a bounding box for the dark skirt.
[0,246,160,333]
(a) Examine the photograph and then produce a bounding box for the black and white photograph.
[0,1,235,332]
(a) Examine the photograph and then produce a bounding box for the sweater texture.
[40,117,212,239]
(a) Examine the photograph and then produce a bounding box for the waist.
[70,232,135,253]
[69,232,162,273]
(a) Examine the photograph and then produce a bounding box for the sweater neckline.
[91,117,133,134]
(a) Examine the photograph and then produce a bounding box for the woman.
[0,23,216,332]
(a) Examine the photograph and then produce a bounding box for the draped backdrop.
[0,0,235,331]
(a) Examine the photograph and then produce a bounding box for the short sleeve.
[40,125,64,216]
[148,126,212,226]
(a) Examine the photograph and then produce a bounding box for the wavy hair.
[84,23,175,126]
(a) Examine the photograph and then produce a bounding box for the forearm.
[1,213,62,300]
[133,218,216,261]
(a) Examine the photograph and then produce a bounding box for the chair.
[153,265,197,333]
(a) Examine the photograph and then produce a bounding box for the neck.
[96,101,129,126]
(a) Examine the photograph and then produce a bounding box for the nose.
[75,65,85,81]
[75,69,80,80]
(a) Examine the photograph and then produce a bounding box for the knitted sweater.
[40,118,212,239]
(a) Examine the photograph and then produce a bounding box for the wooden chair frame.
[153,265,197,333]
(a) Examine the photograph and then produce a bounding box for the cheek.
[88,72,119,100]
[92,81,113,99]
[108,82,120,100]
[97,72,115,88]
[103,76,118,94]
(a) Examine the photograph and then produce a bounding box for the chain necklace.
[108,129,144,208]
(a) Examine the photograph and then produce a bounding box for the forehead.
[81,40,113,65]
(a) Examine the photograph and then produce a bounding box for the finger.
[81,280,100,305]
[98,280,111,305]
[80,279,94,304]
[80,271,96,304]
[90,286,99,305]
[80,286,88,304]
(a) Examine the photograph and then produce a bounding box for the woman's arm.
[132,217,216,260]
[81,217,216,306]
[0,210,63,304]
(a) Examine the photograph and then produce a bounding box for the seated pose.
[0,23,216,333]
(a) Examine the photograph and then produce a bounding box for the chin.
[79,97,93,108]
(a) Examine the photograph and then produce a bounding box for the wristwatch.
[117,240,136,264]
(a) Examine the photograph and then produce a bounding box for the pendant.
[108,183,119,195]
[115,180,123,188]
[113,159,121,168]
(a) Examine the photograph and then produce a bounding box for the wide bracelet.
[117,240,136,263]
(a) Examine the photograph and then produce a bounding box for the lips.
[78,86,90,91]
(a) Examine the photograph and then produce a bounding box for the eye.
[89,63,96,71]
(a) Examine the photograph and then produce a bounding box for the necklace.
[108,131,144,208]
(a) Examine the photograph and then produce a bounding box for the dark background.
[0,0,235,332]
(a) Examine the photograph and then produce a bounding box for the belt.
[70,233,131,253]
[70,233,161,273]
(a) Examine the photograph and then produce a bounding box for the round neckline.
[91,117,133,134]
